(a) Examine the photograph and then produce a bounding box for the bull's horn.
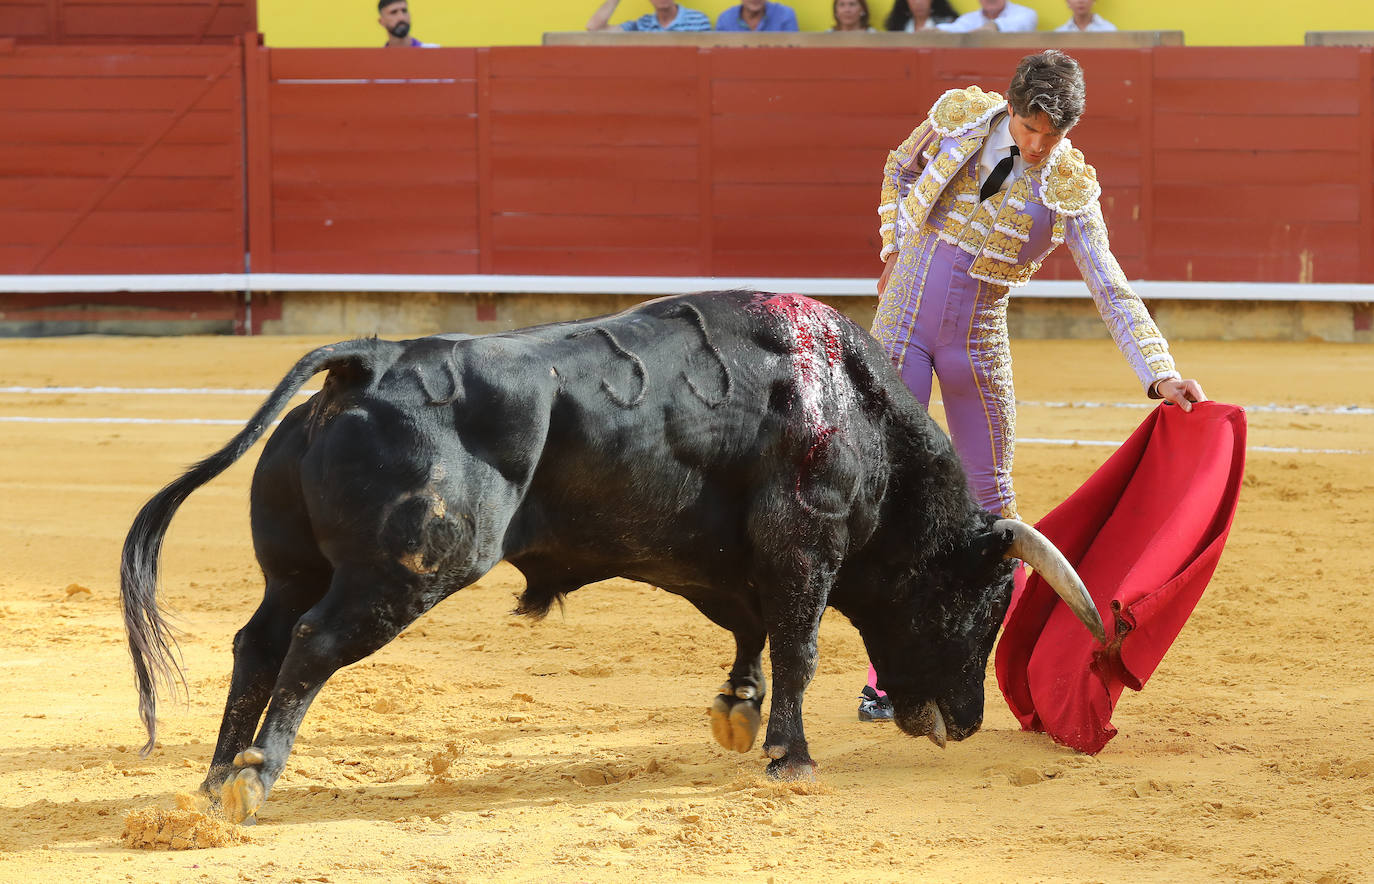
[995,519,1106,645]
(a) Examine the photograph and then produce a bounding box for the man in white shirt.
[939,0,1037,33]
[1055,0,1116,32]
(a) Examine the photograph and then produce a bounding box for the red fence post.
[1360,47,1373,283]
[243,33,273,273]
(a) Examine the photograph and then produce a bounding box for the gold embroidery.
[930,86,1006,138]
[1040,141,1101,216]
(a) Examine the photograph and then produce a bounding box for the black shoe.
[857,685,894,722]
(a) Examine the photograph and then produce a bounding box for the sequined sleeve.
[1064,202,1181,395]
[878,119,939,262]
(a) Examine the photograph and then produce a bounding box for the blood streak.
[757,294,855,506]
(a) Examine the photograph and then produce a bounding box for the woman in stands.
[885,0,958,31]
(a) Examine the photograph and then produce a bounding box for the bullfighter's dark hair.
[1007,50,1086,132]
[884,0,958,32]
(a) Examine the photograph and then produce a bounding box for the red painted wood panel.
[0,44,242,273]
[489,46,698,79]
[270,48,476,81]
[491,77,698,115]
[1,0,252,44]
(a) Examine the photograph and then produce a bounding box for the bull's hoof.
[765,754,817,781]
[709,693,761,753]
[221,766,265,825]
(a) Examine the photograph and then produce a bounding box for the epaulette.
[929,86,1006,138]
[1039,142,1102,216]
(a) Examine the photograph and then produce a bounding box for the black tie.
[980,145,1019,202]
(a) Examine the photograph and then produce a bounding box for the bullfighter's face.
[865,526,1018,746]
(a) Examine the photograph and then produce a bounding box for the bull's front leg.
[759,572,831,780]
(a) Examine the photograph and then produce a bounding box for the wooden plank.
[1154,183,1359,223]
[712,214,870,253]
[488,145,698,182]
[273,217,477,253]
[489,46,698,80]
[491,213,698,250]
[0,245,48,273]
[271,149,477,187]
[0,6,49,36]
[1153,78,1361,116]
[269,47,476,81]
[712,182,875,217]
[0,109,237,145]
[1153,46,1360,81]
[1150,219,1363,256]
[0,48,231,77]
[272,181,477,217]
[713,145,889,184]
[1152,113,1352,152]
[58,6,250,38]
[62,209,238,246]
[488,246,701,276]
[491,112,699,147]
[491,178,699,216]
[1153,149,1360,185]
[1361,48,1373,282]
[712,248,874,278]
[0,73,238,111]
[270,82,475,117]
[696,48,712,276]
[708,48,918,81]
[272,250,479,274]
[712,113,915,150]
[0,143,140,177]
[711,79,926,116]
[1149,251,1361,283]
[131,141,238,177]
[36,244,243,273]
[270,115,476,152]
[491,76,698,115]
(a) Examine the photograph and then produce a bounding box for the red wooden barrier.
[249,47,481,273]
[1,44,1370,284]
[0,0,254,45]
[0,44,244,273]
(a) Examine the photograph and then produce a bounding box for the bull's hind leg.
[219,565,444,825]
[686,595,767,754]
[200,571,329,799]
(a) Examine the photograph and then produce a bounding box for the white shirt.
[1055,14,1116,32]
[904,17,939,31]
[939,1,1037,33]
[976,115,1024,199]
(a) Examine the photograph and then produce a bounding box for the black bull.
[121,290,1103,824]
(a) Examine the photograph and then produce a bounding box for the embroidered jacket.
[877,86,1181,394]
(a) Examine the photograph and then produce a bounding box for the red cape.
[994,401,1246,754]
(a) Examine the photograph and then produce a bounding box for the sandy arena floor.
[0,330,1371,883]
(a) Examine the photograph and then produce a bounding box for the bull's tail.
[120,339,378,755]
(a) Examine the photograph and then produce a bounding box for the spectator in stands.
[941,0,1038,32]
[830,0,875,31]
[1055,0,1116,32]
[378,0,437,47]
[716,0,799,31]
[885,0,958,31]
[587,0,712,31]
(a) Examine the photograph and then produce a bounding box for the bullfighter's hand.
[877,253,899,295]
[1155,378,1206,412]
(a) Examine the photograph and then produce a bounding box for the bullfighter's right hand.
[877,253,899,296]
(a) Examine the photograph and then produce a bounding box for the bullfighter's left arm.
[1064,202,1181,397]
[878,119,939,262]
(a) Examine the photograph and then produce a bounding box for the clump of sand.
[121,805,249,850]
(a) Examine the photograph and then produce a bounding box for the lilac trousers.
[876,233,1017,518]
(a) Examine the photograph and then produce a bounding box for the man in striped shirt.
[587,0,713,31]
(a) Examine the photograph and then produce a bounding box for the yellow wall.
[261,0,1374,48]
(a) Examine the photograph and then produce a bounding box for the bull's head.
[868,519,1103,747]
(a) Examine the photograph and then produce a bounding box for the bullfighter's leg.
[219,565,442,824]
[687,595,767,754]
[199,571,329,799]
[759,560,836,780]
